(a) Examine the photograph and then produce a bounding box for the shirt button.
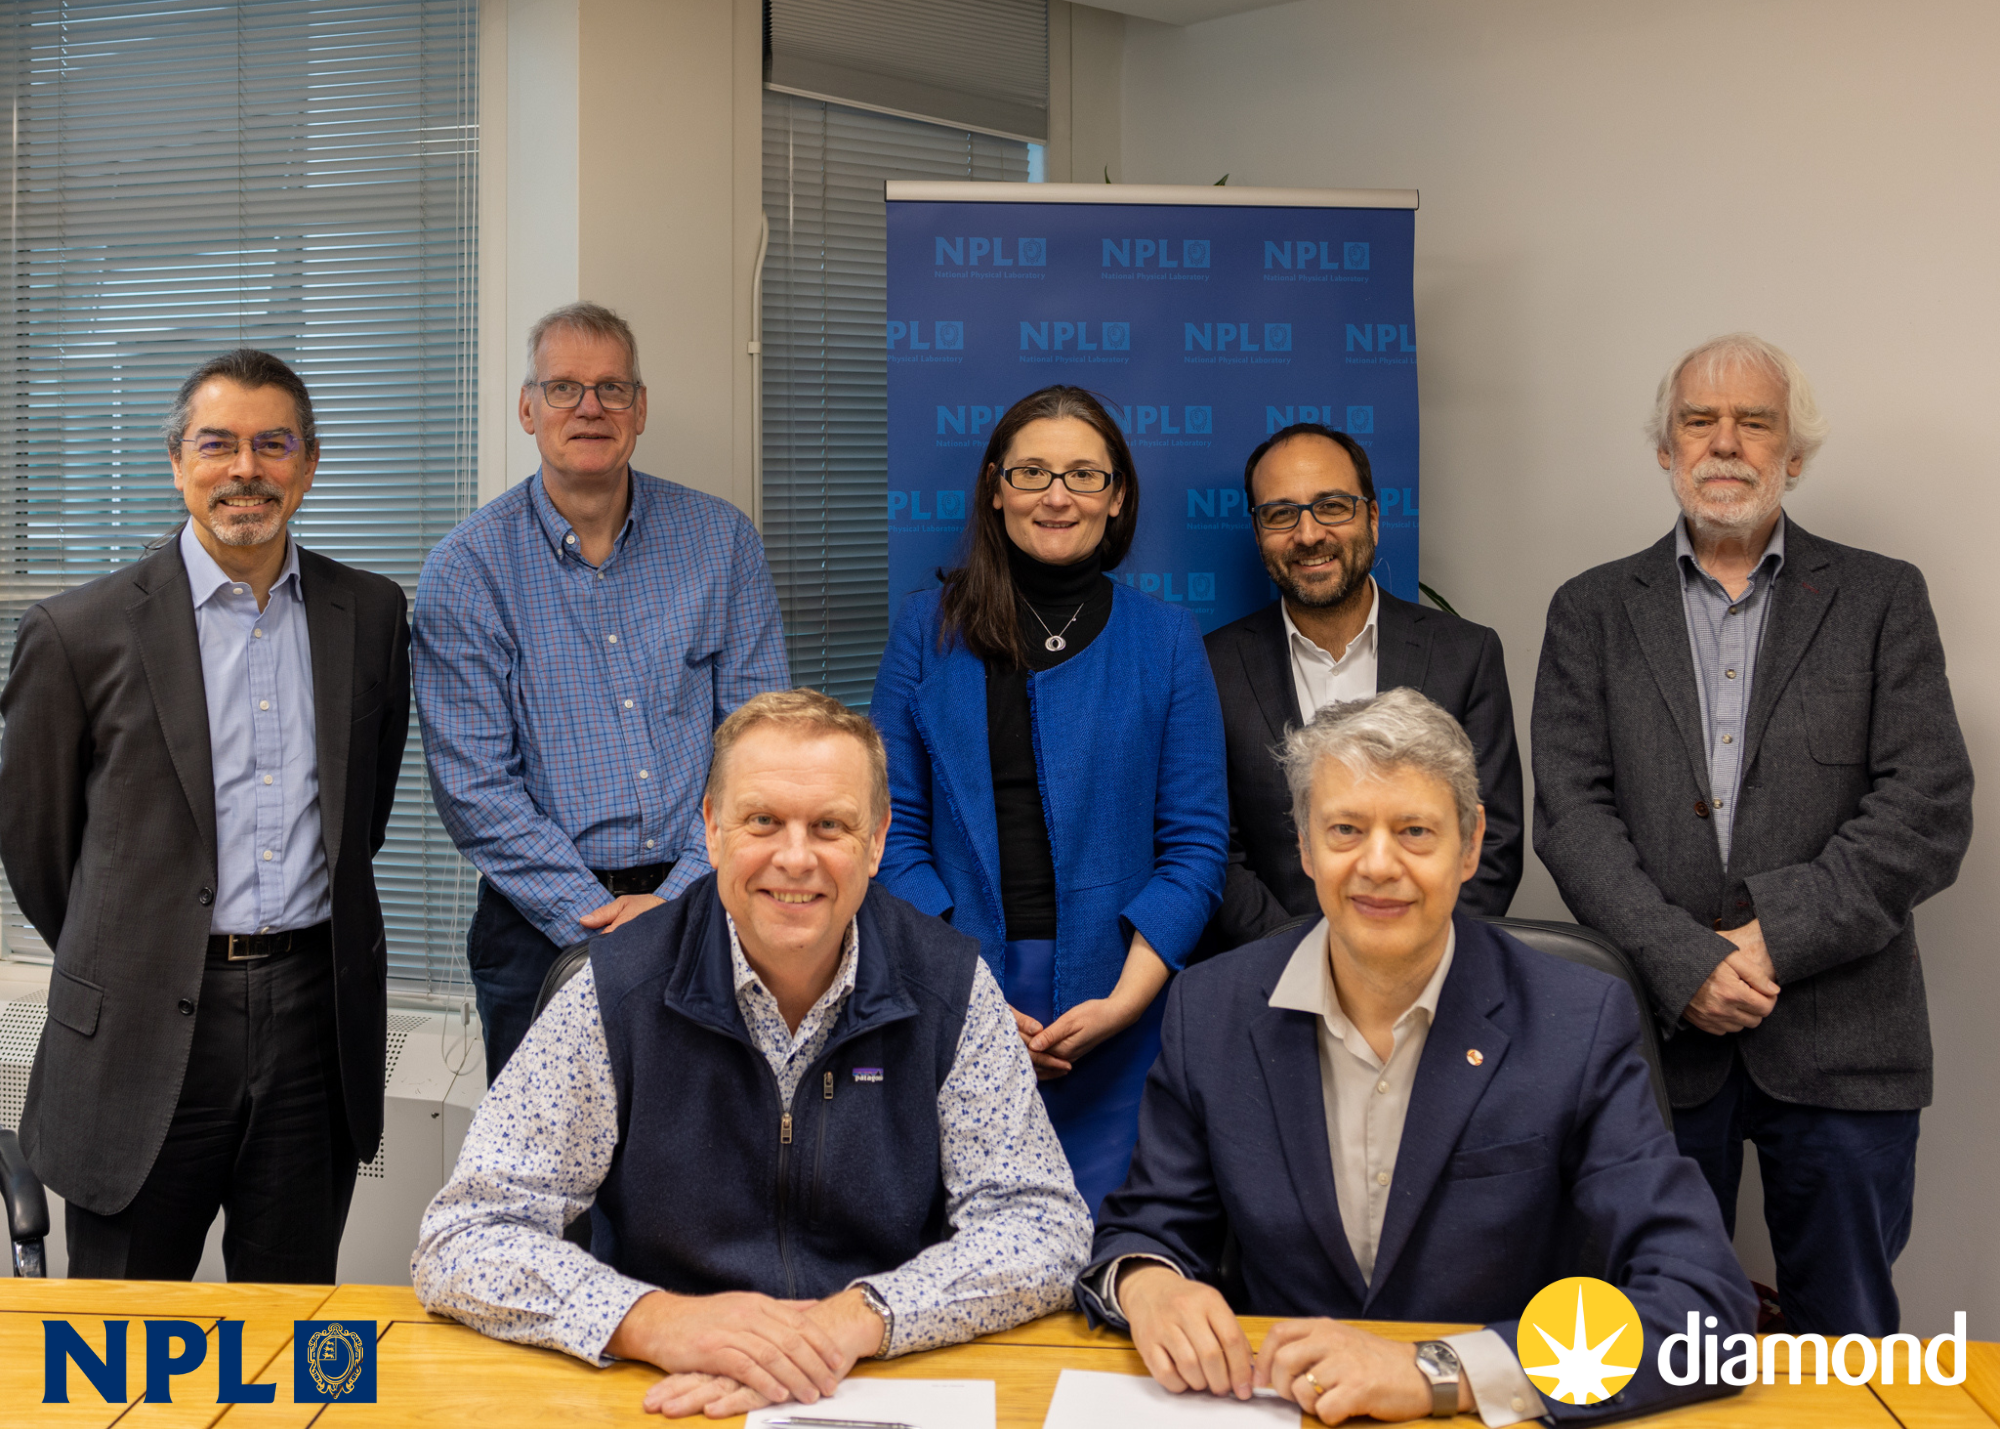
[638,769,650,779]
[1375,1171,1391,1186]
[623,699,633,709]
[606,633,618,644]
[232,586,244,595]
[178,998,195,1016]
[263,849,274,861]
[1512,1396,1527,1413]
[1729,605,1740,614]
[259,700,270,711]
[565,533,577,545]
[1721,734,1733,744]
[263,774,274,785]
[1375,1080,1389,1095]
[645,839,656,849]
[253,628,263,638]
[1725,669,1737,679]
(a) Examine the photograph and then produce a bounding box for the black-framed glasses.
[180,431,305,463]
[1001,464,1116,494]
[530,379,642,410]
[1252,494,1372,531]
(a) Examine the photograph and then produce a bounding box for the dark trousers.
[65,948,357,1282]
[465,879,566,1086]
[1673,1056,1920,1336]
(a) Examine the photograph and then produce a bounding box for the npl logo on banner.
[888,321,964,351]
[1263,240,1369,271]
[887,490,966,524]
[1186,488,1250,524]
[1101,239,1210,270]
[935,405,1012,438]
[933,237,1046,269]
[1346,323,1416,353]
[1115,571,1217,603]
[1020,322,1129,352]
[1109,404,1213,437]
[1186,323,1292,353]
[1265,403,1374,435]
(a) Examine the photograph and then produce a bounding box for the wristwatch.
[854,1282,894,1358]
[1413,1340,1461,1418]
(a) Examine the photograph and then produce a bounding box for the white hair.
[1280,687,1480,844]
[1646,333,1828,486]
[523,301,643,385]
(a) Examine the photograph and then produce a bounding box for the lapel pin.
[1466,1048,1484,1067]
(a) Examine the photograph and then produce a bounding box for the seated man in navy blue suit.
[1079,688,1754,1424]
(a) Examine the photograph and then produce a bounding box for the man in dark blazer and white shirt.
[1533,333,1972,1336]
[1204,424,1522,951]
[0,349,411,1280]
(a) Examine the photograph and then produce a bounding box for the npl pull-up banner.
[883,181,1420,632]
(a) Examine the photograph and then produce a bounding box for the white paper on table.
[747,1376,996,1429]
[1040,1369,1305,1429]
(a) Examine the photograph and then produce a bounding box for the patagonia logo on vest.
[852,1067,885,1083]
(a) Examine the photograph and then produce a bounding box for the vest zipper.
[776,1102,797,1297]
[809,1070,833,1224]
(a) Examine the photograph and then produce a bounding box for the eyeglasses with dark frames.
[1001,464,1116,494]
[530,380,642,411]
[1251,493,1372,531]
[179,431,305,463]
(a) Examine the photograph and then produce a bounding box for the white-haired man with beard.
[1533,333,1972,1338]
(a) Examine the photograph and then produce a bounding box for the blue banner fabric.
[884,198,1418,633]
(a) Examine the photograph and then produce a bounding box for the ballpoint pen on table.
[759,1418,921,1429]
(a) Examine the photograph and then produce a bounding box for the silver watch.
[1413,1340,1461,1418]
[854,1282,894,1358]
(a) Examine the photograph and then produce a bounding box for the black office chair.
[1480,917,1673,1132]
[0,1128,50,1277]
[530,940,598,1250]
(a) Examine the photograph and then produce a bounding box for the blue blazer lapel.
[1366,916,1510,1304]
[1248,1003,1369,1304]
[909,646,1006,928]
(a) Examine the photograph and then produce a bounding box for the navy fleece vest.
[588,876,979,1299]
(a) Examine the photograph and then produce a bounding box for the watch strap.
[854,1282,894,1358]
[1414,1340,1461,1418]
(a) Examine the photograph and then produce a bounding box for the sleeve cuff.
[1092,1254,1183,1323]
[556,1268,659,1367]
[1443,1329,1547,1428]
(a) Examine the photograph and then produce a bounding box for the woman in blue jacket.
[872,385,1228,1214]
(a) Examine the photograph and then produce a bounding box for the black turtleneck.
[987,542,1116,940]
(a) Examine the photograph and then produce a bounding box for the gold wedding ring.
[1303,1370,1325,1399]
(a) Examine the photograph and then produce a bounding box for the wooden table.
[4,1281,1996,1428]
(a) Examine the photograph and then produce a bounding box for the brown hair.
[935,385,1140,665]
[705,688,889,827]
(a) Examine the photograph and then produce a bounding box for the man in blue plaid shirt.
[414,302,789,1082]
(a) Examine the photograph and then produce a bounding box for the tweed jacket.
[1532,520,1972,1110]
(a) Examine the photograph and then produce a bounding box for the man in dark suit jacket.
[0,349,411,1280]
[1204,424,1521,952]
[1533,334,1972,1336]
[1079,688,1751,1425]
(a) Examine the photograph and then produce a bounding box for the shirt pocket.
[1804,674,1873,765]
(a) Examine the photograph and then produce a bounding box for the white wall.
[1121,0,2000,1335]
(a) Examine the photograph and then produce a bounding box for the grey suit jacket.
[1532,520,1972,1111]
[0,535,411,1213]
[1202,588,1523,952]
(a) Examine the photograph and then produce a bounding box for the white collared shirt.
[1283,578,1379,721]
[1267,917,1452,1284]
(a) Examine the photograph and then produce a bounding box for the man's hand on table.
[1259,1318,1473,1424]
[1119,1262,1256,1399]
[637,1287,886,1419]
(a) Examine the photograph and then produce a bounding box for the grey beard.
[1681,456,1783,536]
[207,482,287,545]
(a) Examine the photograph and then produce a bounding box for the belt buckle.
[225,933,266,962]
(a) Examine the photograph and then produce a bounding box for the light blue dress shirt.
[1674,515,1786,868]
[181,522,328,934]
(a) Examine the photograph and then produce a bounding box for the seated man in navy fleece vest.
[414,689,1092,1420]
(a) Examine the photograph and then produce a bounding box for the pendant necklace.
[1024,597,1087,653]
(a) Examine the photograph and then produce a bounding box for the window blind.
[766,0,1048,144]
[0,0,480,994]
[761,91,1029,709]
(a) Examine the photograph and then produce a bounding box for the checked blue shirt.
[414,470,788,946]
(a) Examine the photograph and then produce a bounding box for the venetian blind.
[0,0,480,993]
[762,90,1028,708]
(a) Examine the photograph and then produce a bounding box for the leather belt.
[206,920,332,964]
[592,862,673,899]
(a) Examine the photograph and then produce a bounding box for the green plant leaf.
[1215,174,1229,185]
[1417,582,1461,617]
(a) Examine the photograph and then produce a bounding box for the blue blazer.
[1079,914,1756,1422]
[873,584,1229,1009]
